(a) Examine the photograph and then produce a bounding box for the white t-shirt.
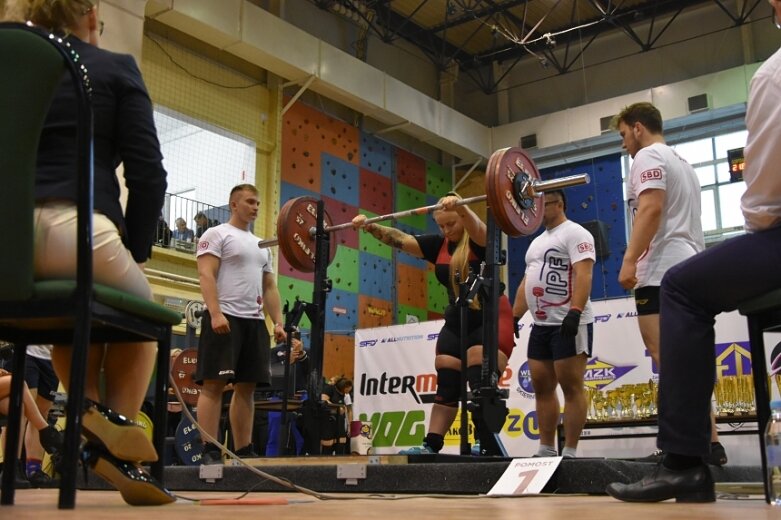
[742,45,781,232]
[197,223,274,320]
[27,344,53,361]
[524,220,596,326]
[626,142,705,287]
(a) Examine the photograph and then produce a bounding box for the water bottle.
[767,400,781,506]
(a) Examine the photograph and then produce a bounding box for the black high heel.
[84,447,175,506]
[82,399,158,463]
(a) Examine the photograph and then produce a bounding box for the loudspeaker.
[580,220,610,259]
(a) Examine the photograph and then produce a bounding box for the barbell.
[259,146,590,273]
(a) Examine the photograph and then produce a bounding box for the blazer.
[35,35,167,262]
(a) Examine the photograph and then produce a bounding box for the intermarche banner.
[353,296,772,457]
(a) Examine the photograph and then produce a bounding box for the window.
[154,107,256,231]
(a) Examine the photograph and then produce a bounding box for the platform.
[77,455,762,495]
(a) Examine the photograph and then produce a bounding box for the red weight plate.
[276,196,337,273]
[170,348,200,406]
[485,147,544,237]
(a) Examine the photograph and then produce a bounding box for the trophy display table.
[556,414,759,454]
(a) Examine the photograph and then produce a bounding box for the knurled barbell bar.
[259,146,590,273]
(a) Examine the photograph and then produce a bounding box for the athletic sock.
[536,444,557,457]
[424,433,445,453]
[561,447,577,458]
[26,459,42,477]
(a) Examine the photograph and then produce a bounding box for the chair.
[737,287,781,505]
[0,23,182,509]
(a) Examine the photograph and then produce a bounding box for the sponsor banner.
[354,297,755,457]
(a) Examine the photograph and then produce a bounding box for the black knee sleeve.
[434,368,462,407]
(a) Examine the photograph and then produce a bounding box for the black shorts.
[635,286,660,316]
[527,323,593,361]
[194,310,270,386]
[438,295,515,359]
[25,355,58,402]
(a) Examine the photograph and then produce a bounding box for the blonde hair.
[435,192,481,310]
[3,0,95,33]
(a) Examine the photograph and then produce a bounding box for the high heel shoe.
[85,447,175,506]
[82,399,158,463]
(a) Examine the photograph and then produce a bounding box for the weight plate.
[184,300,203,329]
[276,196,337,273]
[170,348,200,407]
[485,147,544,237]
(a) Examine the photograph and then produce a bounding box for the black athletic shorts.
[194,310,270,386]
[635,286,660,316]
[25,355,58,402]
[527,323,593,361]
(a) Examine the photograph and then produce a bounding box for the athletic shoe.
[38,425,65,473]
[27,470,59,488]
[234,445,259,458]
[398,444,436,455]
[201,443,224,465]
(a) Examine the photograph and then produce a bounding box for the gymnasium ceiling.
[306,0,768,93]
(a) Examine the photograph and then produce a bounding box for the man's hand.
[618,259,638,290]
[560,308,582,337]
[211,312,230,334]
[273,322,287,343]
[513,316,521,339]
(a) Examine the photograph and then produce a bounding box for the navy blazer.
[35,36,167,263]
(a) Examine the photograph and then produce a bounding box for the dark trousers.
[658,224,781,456]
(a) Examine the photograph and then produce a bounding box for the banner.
[354,297,771,458]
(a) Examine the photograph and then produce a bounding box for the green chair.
[0,22,182,509]
[737,288,781,504]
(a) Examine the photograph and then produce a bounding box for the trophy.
[607,389,620,419]
[648,379,658,417]
[593,390,607,421]
[585,386,596,422]
[618,386,633,419]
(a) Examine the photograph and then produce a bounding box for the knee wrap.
[434,368,462,407]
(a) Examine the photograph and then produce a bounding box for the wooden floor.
[1,490,776,519]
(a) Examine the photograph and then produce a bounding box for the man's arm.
[619,188,665,289]
[262,271,286,342]
[197,254,230,334]
[571,259,595,311]
[512,276,529,318]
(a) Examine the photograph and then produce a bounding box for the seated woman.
[3,0,173,505]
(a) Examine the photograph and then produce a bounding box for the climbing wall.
[279,100,450,374]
